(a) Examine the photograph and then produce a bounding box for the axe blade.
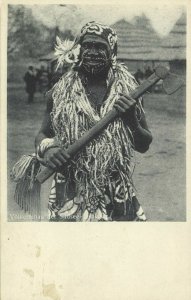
[162,72,185,95]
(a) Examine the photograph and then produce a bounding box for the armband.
[37,138,59,159]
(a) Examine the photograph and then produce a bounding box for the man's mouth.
[80,54,110,74]
[83,56,106,66]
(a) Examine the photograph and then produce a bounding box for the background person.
[23,66,37,104]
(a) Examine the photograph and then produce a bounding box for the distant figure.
[145,66,153,78]
[35,67,42,92]
[40,69,49,93]
[134,68,144,84]
[36,66,48,93]
[24,66,36,104]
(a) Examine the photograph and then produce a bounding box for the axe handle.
[36,72,160,183]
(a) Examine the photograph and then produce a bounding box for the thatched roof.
[112,18,162,61]
[160,13,186,60]
[40,14,186,64]
[112,13,186,61]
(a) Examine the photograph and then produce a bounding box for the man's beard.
[80,50,111,76]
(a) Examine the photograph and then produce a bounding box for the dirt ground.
[7,83,186,222]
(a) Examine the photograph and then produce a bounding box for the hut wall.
[119,59,154,74]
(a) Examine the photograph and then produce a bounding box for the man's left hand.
[114,93,136,116]
[114,93,139,129]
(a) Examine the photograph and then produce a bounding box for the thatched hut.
[160,12,186,76]
[39,51,59,72]
[112,17,163,74]
[159,13,186,114]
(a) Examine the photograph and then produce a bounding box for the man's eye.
[98,44,106,51]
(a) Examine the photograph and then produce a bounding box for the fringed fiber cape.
[48,63,142,221]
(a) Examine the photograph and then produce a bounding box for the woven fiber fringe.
[11,154,41,220]
[49,64,138,220]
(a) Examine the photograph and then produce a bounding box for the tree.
[8,5,51,59]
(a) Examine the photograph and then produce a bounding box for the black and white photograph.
[7,3,186,222]
[1,1,191,300]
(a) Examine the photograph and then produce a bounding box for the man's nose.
[88,45,98,54]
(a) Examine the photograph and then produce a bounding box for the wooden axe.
[36,66,184,184]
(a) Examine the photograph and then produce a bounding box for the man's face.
[80,34,111,75]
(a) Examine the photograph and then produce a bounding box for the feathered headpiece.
[54,37,81,70]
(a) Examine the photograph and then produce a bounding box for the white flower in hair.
[55,36,81,69]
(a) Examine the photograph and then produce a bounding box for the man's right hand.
[44,147,71,170]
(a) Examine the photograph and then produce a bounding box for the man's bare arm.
[35,91,71,169]
[131,110,153,153]
[114,95,153,153]
[35,91,55,150]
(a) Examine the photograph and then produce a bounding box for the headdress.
[55,21,118,70]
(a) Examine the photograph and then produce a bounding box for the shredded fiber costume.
[47,67,142,221]
[36,22,151,222]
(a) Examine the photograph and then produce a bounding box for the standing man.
[24,66,36,104]
[35,22,152,222]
